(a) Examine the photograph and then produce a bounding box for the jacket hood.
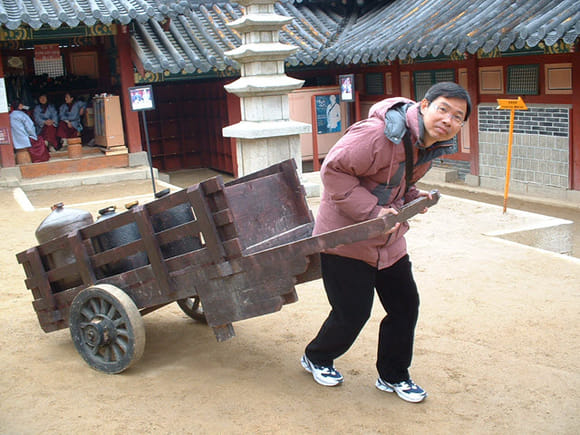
[368,97,415,121]
[369,97,456,154]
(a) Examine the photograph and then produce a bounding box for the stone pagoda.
[222,0,311,177]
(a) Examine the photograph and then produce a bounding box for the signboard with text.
[34,44,61,61]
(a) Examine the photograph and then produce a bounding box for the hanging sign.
[339,74,355,102]
[129,85,155,111]
[34,44,61,61]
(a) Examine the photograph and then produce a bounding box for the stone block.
[422,167,458,183]
[0,166,22,180]
[129,151,149,167]
[465,174,480,187]
[302,181,320,198]
[0,176,20,188]
[480,176,504,191]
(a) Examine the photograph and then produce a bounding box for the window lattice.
[413,70,455,100]
[365,73,384,95]
[507,64,539,95]
[34,57,64,78]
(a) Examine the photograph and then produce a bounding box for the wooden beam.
[115,27,142,154]
[0,51,15,168]
[465,54,480,176]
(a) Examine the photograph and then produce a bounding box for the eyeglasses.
[431,104,465,126]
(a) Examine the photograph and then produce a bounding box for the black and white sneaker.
[376,377,427,403]
[301,354,344,386]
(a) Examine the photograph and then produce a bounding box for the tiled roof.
[131,0,580,74]
[0,0,193,30]
[130,1,342,74]
[1,0,579,75]
[323,0,580,63]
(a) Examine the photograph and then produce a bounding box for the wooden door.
[144,80,234,174]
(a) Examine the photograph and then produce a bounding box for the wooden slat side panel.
[35,235,70,257]
[68,232,96,286]
[201,179,242,257]
[90,239,146,268]
[17,248,44,300]
[43,262,80,285]
[145,188,190,214]
[155,221,202,246]
[132,207,174,295]
[186,186,227,262]
[80,211,137,239]
[27,248,56,310]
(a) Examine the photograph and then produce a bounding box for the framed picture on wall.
[129,85,155,111]
[315,94,341,134]
[339,74,355,102]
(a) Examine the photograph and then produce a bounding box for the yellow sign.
[496,96,528,213]
[497,97,528,110]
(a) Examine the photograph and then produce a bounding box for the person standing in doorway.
[301,82,471,403]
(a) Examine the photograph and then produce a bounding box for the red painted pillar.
[571,45,580,190]
[0,52,15,168]
[465,54,480,176]
[116,26,142,154]
[392,61,402,97]
[226,91,240,177]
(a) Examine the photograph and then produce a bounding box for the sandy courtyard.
[0,177,578,434]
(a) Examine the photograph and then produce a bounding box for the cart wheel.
[69,284,145,374]
[176,296,207,323]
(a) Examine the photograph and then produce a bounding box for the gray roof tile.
[332,0,580,62]
[0,0,578,75]
[0,0,173,30]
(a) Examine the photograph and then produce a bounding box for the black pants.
[305,253,419,383]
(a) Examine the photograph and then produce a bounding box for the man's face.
[420,96,467,147]
[38,95,47,105]
[65,94,73,104]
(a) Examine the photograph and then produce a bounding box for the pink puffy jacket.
[313,97,453,269]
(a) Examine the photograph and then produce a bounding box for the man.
[301,82,471,403]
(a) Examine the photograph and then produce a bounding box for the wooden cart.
[17,159,439,373]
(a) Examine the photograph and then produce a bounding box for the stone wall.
[477,104,570,190]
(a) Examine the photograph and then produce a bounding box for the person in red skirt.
[57,92,86,148]
[33,93,59,151]
[10,100,50,163]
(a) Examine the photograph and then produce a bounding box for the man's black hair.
[424,82,472,121]
[10,99,21,110]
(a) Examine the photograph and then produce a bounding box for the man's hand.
[377,207,400,234]
[416,190,433,214]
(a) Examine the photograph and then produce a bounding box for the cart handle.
[313,190,441,251]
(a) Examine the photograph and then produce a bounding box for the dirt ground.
[0,175,578,434]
